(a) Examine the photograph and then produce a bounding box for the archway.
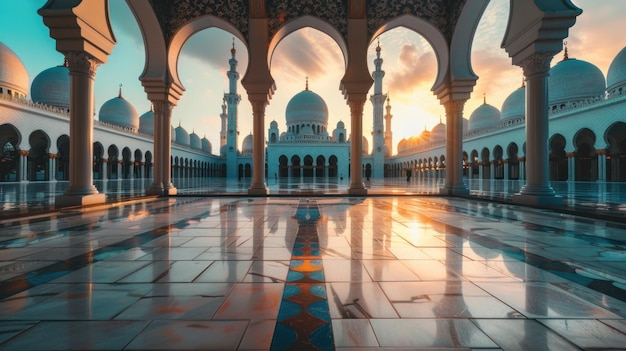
[507,143,519,180]
[93,142,104,180]
[549,134,567,181]
[56,135,70,181]
[606,122,626,181]
[574,128,597,181]
[291,155,301,178]
[303,155,314,178]
[0,124,20,182]
[481,147,490,179]
[108,145,119,179]
[493,145,503,180]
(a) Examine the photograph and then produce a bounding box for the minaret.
[224,39,241,178]
[219,98,227,151]
[384,96,393,157]
[370,40,387,178]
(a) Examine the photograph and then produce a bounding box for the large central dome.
[285,89,328,126]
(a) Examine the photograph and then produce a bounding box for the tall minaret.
[370,40,387,178]
[224,39,241,178]
[384,96,393,157]
[219,98,227,151]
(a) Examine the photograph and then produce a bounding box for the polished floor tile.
[1,196,626,350]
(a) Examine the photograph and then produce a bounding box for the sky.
[1,1,625,155]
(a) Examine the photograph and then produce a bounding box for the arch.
[291,155,301,178]
[269,15,348,70]
[328,155,338,178]
[574,128,597,181]
[316,155,325,178]
[279,154,289,178]
[493,145,504,179]
[245,163,252,178]
[122,147,132,179]
[169,16,248,91]
[303,155,314,178]
[93,142,104,180]
[470,149,479,177]
[145,151,153,178]
[134,149,143,178]
[448,0,489,87]
[107,145,120,179]
[28,130,50,181]
[481,147,490,179]
[56,135,70,181]
[549,134,567,181]
[0,124,21,182]
[605,122,626,181]
[370,14,449,91]
[507,142,520,180]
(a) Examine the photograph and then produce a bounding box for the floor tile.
[472,319,582,351]
[539,319,626,349]
[331,319,379,347]
[213,283,283,320]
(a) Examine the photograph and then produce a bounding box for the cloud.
[471,48,520,100]
[386,44,437,95]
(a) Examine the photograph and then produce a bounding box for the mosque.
[3,37,626,190]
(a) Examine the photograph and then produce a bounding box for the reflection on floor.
[1,196,626,350]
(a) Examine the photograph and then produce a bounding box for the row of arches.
[278,154,340,179]
[387,123,626,183]
[0,124,224,182]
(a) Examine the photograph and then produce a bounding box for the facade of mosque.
[387,47,626,183]
[2,35,626,186]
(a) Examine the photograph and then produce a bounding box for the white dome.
[175,125,190,145]
[31,65,69,109]
[99,94,139,129]
[190,131,201,149]
[548,58,605,106]
[607,46,626,93]
[0,42,29,98]
[501,86,525,120]
[430,122,446,142]
[285,89,328,126]
[270,120,278,129]
[201,137,212,153]
[139,110,154,135]
[468,103,500,131]
[242,133,253,154]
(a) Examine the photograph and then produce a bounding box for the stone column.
[441,100,469,195]
[48,153,57,181]
[19,150,28,182]
[147,100,177,196]
[503,160,509,180]
[597,150,606,181]
[567,152,575,181]
[348,98,367,195]
[56,52,105,207]
[248,99,268,195]
[512,53,562,207]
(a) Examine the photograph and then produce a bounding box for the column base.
[55,193,106,208]
[348,185,368,196]
[439,184,470,196]
[248,184,268,196]
[146,183,177,196]
[512,193,563,208]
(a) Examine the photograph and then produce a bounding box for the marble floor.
[1,195,626,350]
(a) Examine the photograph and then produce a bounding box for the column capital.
[518,52,554,77]
[151,99,174,116]
[64,51,102,78]
[442,99,467,115]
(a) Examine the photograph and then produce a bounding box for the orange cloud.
[386,44,437,96]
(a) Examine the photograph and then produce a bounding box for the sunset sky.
[1,1,624,155]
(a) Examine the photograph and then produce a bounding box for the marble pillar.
[147,100,177,196]
[56,52,106,207]
[248,99,268,195]
[441,100,469,195]
[513,53,562,207]
[348,98,367,195]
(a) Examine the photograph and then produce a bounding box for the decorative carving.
[152,100,174,120]
[149,0,249,40]
[267,0,348,38]
[443,99,466,117]
[64,51,101,77]
[366,0,465,41]
[518,52,554,77]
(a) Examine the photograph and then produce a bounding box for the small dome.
[175,124,190,145]
[418,129,430,143]
[99,94,139,129]
[501,85,525,120]
[362,136,369,154]
[397,138,408,153]
[190,131,201,149]
[270,120,278,129]
[0,42,29,98]
[242,133,253,154]
[607,46,626,94]
[430,122,446,142]
[548,58,605,106]
[31,65,69,109]
[201,137,212,153]
[286,89,328,126]
[336,120,345,129]
[468,102,501,131]
[139,110,154,135]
